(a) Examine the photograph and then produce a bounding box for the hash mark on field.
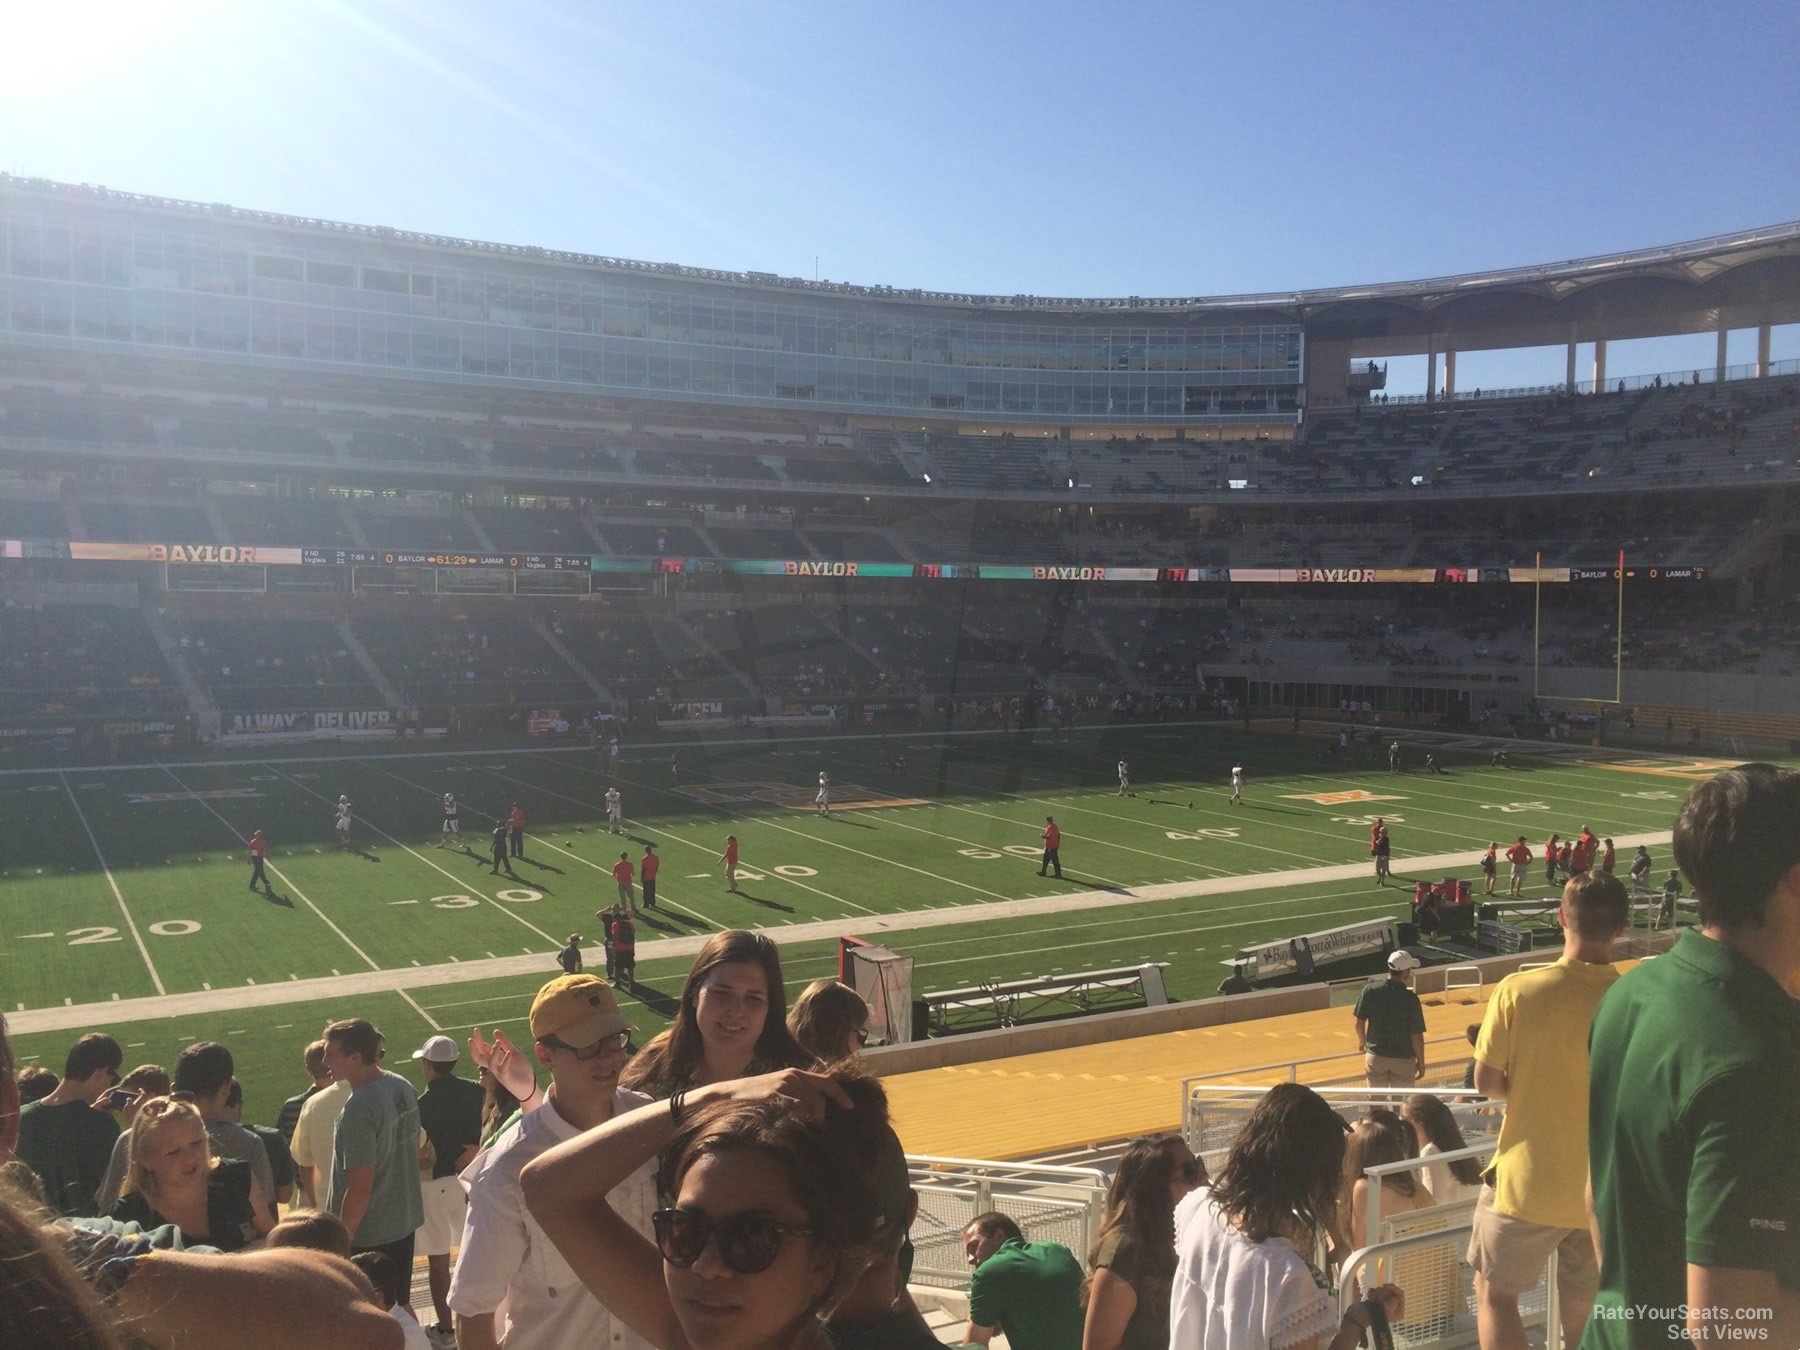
[202,982,211,991]
[288,974,298,981]
[331,969,340,976]
[276,1026,292,1031]
[246,979,256,985]
[128,1042,144,1048]
[111,993,118,1001]
[485,952,495,959]
[448,955,460,962]
[410,959,421,966]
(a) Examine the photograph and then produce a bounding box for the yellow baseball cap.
[529,975,632,1048]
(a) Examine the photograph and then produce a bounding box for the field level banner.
[218,709,406,743]
[1293,917,1398,977]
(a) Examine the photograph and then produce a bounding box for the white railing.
[904,1153,1108,1291]
[1340,1225,1558,1350]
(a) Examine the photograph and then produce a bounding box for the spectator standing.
[1040,816,1063,879]
[618,929,813,1097]
[598,904,620,981]
[291,1056,352,1210]
[1468,871,1629,1350]
[1353,951,1425,1092]
[507,803,526,859]
[411,1035,483,1343]
[320,1019,424,1274]
[1170,1082,1403,1350]
[224,1079,295,1207]
[1657,870,1682,929]
[14,1032,122,1215]
[1082,1135,1203,1350]
[611,852,635,909]
[277,1040,331,1146]
[95,1041,276,1226]
[1628,845,1652,893]
[1584,765,1800,1349]
[448,975,656,1350]
[639,842,658,909]
[1480,842,1498,895]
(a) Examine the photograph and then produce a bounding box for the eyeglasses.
[1178,1158,1205,1184]
[538,1031,629,1060]
[852,1027,870,1048]
[652,1208,814,1275]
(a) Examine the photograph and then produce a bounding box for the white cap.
[1387,950,1420,972]
[412,1034,459,1063]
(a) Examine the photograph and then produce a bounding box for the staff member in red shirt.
[247,829,269,892]
[1600,837,1616,873]
[639,843,659,909]
[507,802,526,859]
[1570,828,1595,876]
[1039,816,1063,879]
[720,834,739,893]
[1505,836,1533,897]
[1544,833,1561,886]
[610,852,635,909]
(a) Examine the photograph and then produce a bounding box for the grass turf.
[3,724,1749,1116]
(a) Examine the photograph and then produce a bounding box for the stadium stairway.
[664,611,759,696]
[528,615,613,703]
[140,603,218,719]
[332,619,404,707]
[462,509,499,552]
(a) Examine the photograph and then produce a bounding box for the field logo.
[674,780,926,810]
[1281,790,1406,806]
[1599,757,1742,781]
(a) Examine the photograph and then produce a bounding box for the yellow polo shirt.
[1474,956,1618,1228]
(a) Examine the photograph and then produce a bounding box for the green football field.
[2,723,1745,1118]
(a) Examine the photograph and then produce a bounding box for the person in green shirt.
[14,1032,123,1216]
[1584,764,1800,1350]
[961,1211,1084,1350]
[1352,951,1426,1091]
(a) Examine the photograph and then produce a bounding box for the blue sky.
[6,0,1798,392]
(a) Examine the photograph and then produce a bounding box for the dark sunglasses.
[652,1208,814,1275]
[1179,1158,1205,1184]
[539,1031,629,1061]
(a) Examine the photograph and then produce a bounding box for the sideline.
[6,829,1674,1037]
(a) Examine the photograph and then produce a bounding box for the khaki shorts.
[1365,1053,1416,1088]
[417,1174,468,1257]
[1466,1186,1598,1301]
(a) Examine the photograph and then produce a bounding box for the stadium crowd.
[2,765,1796,1350]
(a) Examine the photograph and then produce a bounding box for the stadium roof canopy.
[6,174,1800,355]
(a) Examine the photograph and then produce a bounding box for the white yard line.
[58,771,165,997]
[159,764,383,973]
[7,828,1676,1035]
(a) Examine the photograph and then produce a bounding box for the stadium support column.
[1592,338,1608,392]
[1757,322,1772,378]
[1425,342,1438,402]
[1443,347,1457,398]
[1716,323,1730,382]
[1566,328,1578,392]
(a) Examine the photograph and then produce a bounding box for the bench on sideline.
[921,962,1170,1035]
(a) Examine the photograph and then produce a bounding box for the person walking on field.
[1040,816,1063,879]
[1373,823,1392,886]
[247,829,270,891]
[604,786,622,834]
[507,803,526,859]
[610,852,634,910]
[721,834,740,893]
[1482,842,1499,896]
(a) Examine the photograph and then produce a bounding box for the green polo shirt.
[968,1237,1084,1350]
[1582,930,1800,1350]
[1352,977,1425,1059]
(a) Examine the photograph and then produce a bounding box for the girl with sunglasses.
[621,931,814,1097]
[523,1067,885,1350]
[1083,1134,1205,1350]
[787,979,870,1063]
